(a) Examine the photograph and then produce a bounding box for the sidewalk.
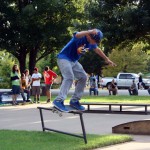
[0,103,150,150]
[96,135,150,150]
[96,136,150,150]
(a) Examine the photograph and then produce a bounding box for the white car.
[100,73,150,89]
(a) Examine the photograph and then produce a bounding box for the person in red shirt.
[43,66,58,103]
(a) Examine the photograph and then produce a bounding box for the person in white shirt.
[31,67,42,103]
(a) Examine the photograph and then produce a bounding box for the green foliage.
[1,0,149,77]
[102,41,149,76]
[0,51,18,88]
[79,50,105,75]
[0,0,88,73]
[78,0,150,76]
[87,0,150,49]
[36,52,61,75]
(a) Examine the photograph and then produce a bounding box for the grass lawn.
[39,95,150,104]
[0,130,132,150]
[80,95,150,104]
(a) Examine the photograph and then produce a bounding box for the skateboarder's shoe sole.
[70,100,85,111]
[53,100,69,112]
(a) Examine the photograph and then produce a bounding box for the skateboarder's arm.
[75,29,97,38]
[94,47,116,67]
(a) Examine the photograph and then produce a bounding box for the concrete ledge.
[112,120,150,135]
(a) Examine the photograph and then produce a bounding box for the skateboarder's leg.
[55,59,74,100]
[53,59,74,112]
[71,62,87,100]
[70,62,87,110]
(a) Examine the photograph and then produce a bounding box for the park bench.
[80,102,150,115]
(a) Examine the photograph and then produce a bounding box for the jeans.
[128,88,138,95]
[21,89,30,101]
[55,59,87,101]
[89,88,98,95]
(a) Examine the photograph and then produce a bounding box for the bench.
[80,102,150,115]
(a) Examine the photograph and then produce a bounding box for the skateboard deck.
[51,105,83,117]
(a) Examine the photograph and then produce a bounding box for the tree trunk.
[29,47,38,75]
[18,48,27,74]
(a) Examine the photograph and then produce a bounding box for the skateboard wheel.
[59,113,62,117]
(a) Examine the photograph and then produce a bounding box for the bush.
[0,81,11,89]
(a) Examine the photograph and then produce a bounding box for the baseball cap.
[34,67,38,71]
[90,29,103,43]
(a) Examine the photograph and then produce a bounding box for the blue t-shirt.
[57,32,98,62]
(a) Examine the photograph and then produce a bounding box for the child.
[20,73,30,103]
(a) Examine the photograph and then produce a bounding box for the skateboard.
[51,105,82,117]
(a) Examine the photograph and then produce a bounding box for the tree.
[36,52,60,75]
[79,45,106,76]
[79,0,150,75]
[87,0,150,49]
[102,41,149,76]
[0,0,87,73]
[0,51,17,88]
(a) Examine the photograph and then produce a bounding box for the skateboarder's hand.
[106,59,117,67]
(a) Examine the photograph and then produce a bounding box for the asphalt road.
[51,88,150,96]
[1,88,149,96]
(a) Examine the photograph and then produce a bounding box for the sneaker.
[70,100,85,111]
[53,100,69,112]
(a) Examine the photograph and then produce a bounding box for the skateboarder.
[53,29,116,112]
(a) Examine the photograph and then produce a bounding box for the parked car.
[100,73,150,89]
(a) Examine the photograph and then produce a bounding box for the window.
[119,74,127,79]
[126,74,134,79]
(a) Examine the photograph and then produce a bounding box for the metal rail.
[81,102,150,115]
[37,106,87,144]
